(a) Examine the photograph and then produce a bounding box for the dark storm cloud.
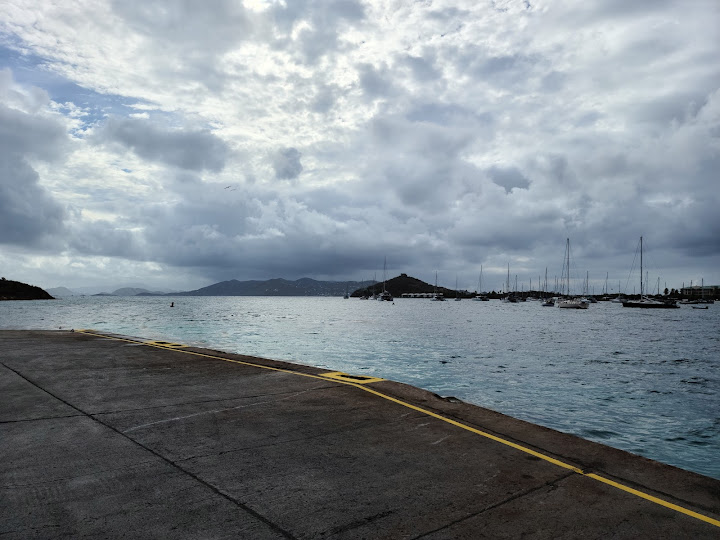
[0,153,65,245]
[67,220,139,257]
[0,99,67,246]
[271,147,303,180]
[487,166,531,193]
[0,104,68,160]
[97,117,229,172]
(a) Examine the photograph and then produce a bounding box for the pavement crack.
[0,414,85,424]
[412,470,577,539]
[321,510,395,536]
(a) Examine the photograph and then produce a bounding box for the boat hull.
[557,298,589,309]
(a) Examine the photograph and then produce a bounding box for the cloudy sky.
[1,0,718,294]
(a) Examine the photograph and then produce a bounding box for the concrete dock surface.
[1,329,719,539]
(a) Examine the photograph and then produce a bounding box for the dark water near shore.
[2,296,718,479]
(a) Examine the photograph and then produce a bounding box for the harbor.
[2,329,718,538]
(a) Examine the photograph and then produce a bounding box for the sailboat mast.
[566,238,570,296]
[640,236,643,297]
[382,257,387,293]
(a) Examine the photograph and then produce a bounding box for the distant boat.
[622,237,679,309]
[473,266,489,300]
[454,277,461,301]
[343,282,349,299]
[432,272,444,301]
[556,239,589,309]
[378,258,393,301]
[503,263,519,303]
[692,305,709,310]
[541,297,555,307]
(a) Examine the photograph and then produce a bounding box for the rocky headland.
[0,278,54,301]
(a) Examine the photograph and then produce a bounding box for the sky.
[1,0,719,294]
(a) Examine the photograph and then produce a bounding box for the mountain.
[46,286,77,297]
[0,278,54,301]
[175,278,376,297]
[62,284,179,295]
[112,287,152,296]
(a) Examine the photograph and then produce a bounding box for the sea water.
[2,296,718,479]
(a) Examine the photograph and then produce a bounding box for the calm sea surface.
[2,296,718,479]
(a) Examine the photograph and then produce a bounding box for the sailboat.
[432,272,445,301]
[473,266,489,300]
[378,257,393,301]
[455,277,461,301]
[557,238,589,309]
[622,237,678,309]
[503,263,518,303]
[541,267,554,306]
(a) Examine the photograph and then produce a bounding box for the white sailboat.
[557,238,589,309]
[473,266,489,301]
[378,258,393,301]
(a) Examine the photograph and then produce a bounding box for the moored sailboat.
[432,271,444,301]
[622,237,678,309]
[473,266,489,301]
[378,258,393,301]
[556,238,589,309]
[502,263,518,303]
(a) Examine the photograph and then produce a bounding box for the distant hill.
[47,286,77,297]
[172,275,470,298]
[112,287,152,296]
[352,273,464,298]
[175,278,376,297]
[0,278,54,301]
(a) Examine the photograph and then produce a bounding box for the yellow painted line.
[75,329,720,528]
[586,473,720,527]
[321,371,385,384]
[145,340,188,348]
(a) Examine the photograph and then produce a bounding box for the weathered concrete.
[1,330,718,539]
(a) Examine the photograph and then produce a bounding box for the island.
[0,278,54,301]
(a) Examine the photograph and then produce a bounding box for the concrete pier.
[1,330,718,538]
